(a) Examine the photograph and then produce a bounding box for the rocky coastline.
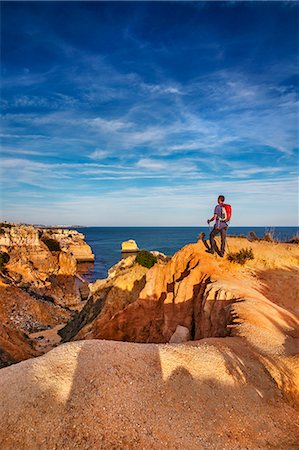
[0,223,298,448]
[0,223,94,366]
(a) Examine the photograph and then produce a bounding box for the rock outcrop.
[0,235,298,448]
[169,324,190,343]
[58,238,299,406]
[0,339,299,449]
[0,223,94,367]
[0,224,94,262]
[121,239,139,253]
[42,228,95,262]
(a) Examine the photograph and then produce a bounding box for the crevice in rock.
[20,287,56,304]
[59,284,112,342]
[191,276,211,340]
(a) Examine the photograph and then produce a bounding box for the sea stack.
[121,239,139,253]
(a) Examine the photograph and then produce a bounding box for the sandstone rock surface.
[0,233,298,448]
[121,239,139,252]
[0,339,298,449]
[59,238,299,406]
[169,325,190,343]
[0,224,94,366]
[41,228,95,262]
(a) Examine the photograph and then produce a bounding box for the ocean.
[75,226,298,283]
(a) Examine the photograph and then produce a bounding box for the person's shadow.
[198,232,222,256]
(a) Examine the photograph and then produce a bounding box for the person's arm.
[207,213,217,224]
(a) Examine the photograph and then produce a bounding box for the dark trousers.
[210,227,227,255]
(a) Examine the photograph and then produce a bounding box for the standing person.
[207,195,228,257]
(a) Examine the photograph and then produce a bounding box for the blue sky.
[1,1,298,226]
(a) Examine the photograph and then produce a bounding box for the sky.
[1,1,298,226]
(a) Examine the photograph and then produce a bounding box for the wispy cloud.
[1,1,298,225]
[88,150,110,160]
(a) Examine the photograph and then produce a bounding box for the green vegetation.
[136,250,157,269]
[0,252,10,270]
[227,248,254,265]
[42,237,61,252]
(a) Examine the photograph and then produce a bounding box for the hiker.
[207,195,229,257]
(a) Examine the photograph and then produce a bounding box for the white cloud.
[88,149,110,160]
[142,83,182,95]
[89,117,132,132]
[136,158,164,170]
[2,176,297,226]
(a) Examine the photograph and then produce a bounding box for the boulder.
[169,325,190,343]
[121,240,139,253]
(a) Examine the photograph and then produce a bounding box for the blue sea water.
[76,226,298,282]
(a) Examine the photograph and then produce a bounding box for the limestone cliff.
[0,224,94,262]
[41,228,95,262]
[0,235,298,448]
[59,238,299,406]
[0,223,94,367]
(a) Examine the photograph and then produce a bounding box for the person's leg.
[210,228,219,254]
[220,227,227,255]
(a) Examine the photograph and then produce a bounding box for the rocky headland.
[0,225,298,449]
[0,223,94,367]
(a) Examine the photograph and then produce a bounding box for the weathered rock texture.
[121,239,139,253]
[59,239,299,407]
[43,228,95,262]
[0,339,298,449]
[169,325,190,343]
[0,224,94,367]
[0,224,94,262]
[0,234,298,448]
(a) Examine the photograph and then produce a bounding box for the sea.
[75,226,299,283]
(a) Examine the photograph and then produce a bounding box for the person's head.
[218,195,225,204]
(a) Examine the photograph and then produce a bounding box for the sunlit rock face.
[44,229,95,262]
[0,231,298,448]
[0,339,299,450]
[121,239,139,253]
[0,224,95,367]
[58,238,299,408]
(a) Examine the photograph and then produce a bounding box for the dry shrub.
[288,233,299,244]
[248,231,259,241]
[227,248,254,265]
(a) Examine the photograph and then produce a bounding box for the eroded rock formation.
[0,231,298,448]
[0,223,94,367]
[58,238,299,407]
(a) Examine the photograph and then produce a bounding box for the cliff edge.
[0,223,94,367]
[0,234,298,448]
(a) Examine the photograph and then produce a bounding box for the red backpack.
[222,204,232,222]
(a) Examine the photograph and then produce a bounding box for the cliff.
[0,223,94,367]
[0,224,94,262]
[0,234,298,448]
[58,238,299,404]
